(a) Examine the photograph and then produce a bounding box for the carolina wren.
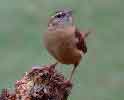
[44,9,90,80]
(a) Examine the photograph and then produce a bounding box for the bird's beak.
[66,9,73,16]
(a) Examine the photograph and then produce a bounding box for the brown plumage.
[75,28,87,54]
[44,9,90,80]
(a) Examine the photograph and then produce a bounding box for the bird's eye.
[55,13,65,18]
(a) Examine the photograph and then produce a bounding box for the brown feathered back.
[75,28,87,54]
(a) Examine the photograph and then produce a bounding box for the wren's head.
[48,9,73,28]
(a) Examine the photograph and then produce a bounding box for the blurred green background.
[0,0,124,100]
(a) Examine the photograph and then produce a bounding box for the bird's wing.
[75,28,87,54]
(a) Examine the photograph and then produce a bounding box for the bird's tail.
[84,28,95,38]
[84,31,91,38]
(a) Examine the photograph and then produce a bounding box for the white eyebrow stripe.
[53,12,63,17]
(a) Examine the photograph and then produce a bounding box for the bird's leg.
[69,64,78,81]
[51,62,58,68]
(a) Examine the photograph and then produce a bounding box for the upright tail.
[84,28,95,38]
[84,31,91,38]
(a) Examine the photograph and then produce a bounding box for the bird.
[43,9,90,80]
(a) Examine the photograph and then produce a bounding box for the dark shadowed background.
[0,0,124,100]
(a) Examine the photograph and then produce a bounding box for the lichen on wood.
[0,64,72,100]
